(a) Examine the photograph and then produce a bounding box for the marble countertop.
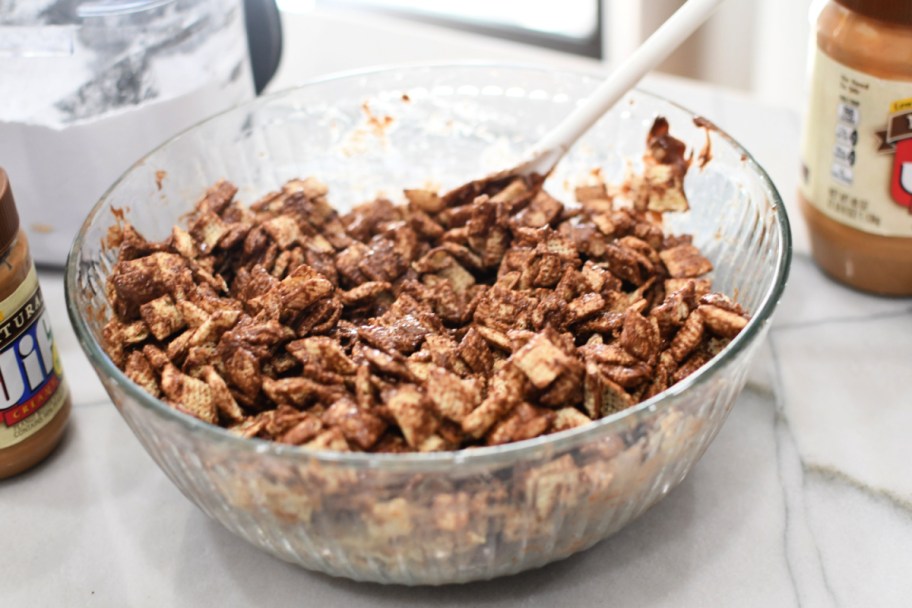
[3,7,911,607]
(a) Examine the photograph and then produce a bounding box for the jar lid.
[835,0,912,25]
[0,168,22,253]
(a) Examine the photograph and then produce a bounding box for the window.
[280,0,602,58]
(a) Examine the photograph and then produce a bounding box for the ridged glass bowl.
[66,64,790,585]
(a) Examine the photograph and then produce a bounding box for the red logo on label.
[881,109,912,211]
[892,143,912,211]
[2,374,59,427]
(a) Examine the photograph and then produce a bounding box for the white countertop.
[4,7,912,607]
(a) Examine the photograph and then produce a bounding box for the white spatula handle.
[523,0,726,175]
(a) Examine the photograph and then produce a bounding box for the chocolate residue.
[155,170,167,191]
[691,117,719,169]
[638,117,691,213]
[697,128,712,169]
[647,117,691,175]
[361,101,394,137]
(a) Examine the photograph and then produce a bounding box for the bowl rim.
[65,61,792,470]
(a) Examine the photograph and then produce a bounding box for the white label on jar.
[800,49,912,237]
[0,269,68,449]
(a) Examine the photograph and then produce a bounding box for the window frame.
[316,0,604,58]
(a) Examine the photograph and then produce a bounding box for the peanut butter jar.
[799,0,912,295]
[0,168,71,479]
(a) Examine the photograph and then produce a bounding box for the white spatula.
[496,0,726,182]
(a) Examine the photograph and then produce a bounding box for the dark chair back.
[244,0,283,94]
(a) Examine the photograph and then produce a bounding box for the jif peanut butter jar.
[0,168,71,479]
[799,0,912,295]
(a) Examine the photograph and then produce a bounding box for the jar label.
[800,49,912,237]
[0,268,67,449]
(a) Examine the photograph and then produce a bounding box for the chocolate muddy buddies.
[102,117,749,453]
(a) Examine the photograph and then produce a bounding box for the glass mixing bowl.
[66,64,790,585]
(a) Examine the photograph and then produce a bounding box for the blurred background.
[274,0,817,113]
[0,0,814,265]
